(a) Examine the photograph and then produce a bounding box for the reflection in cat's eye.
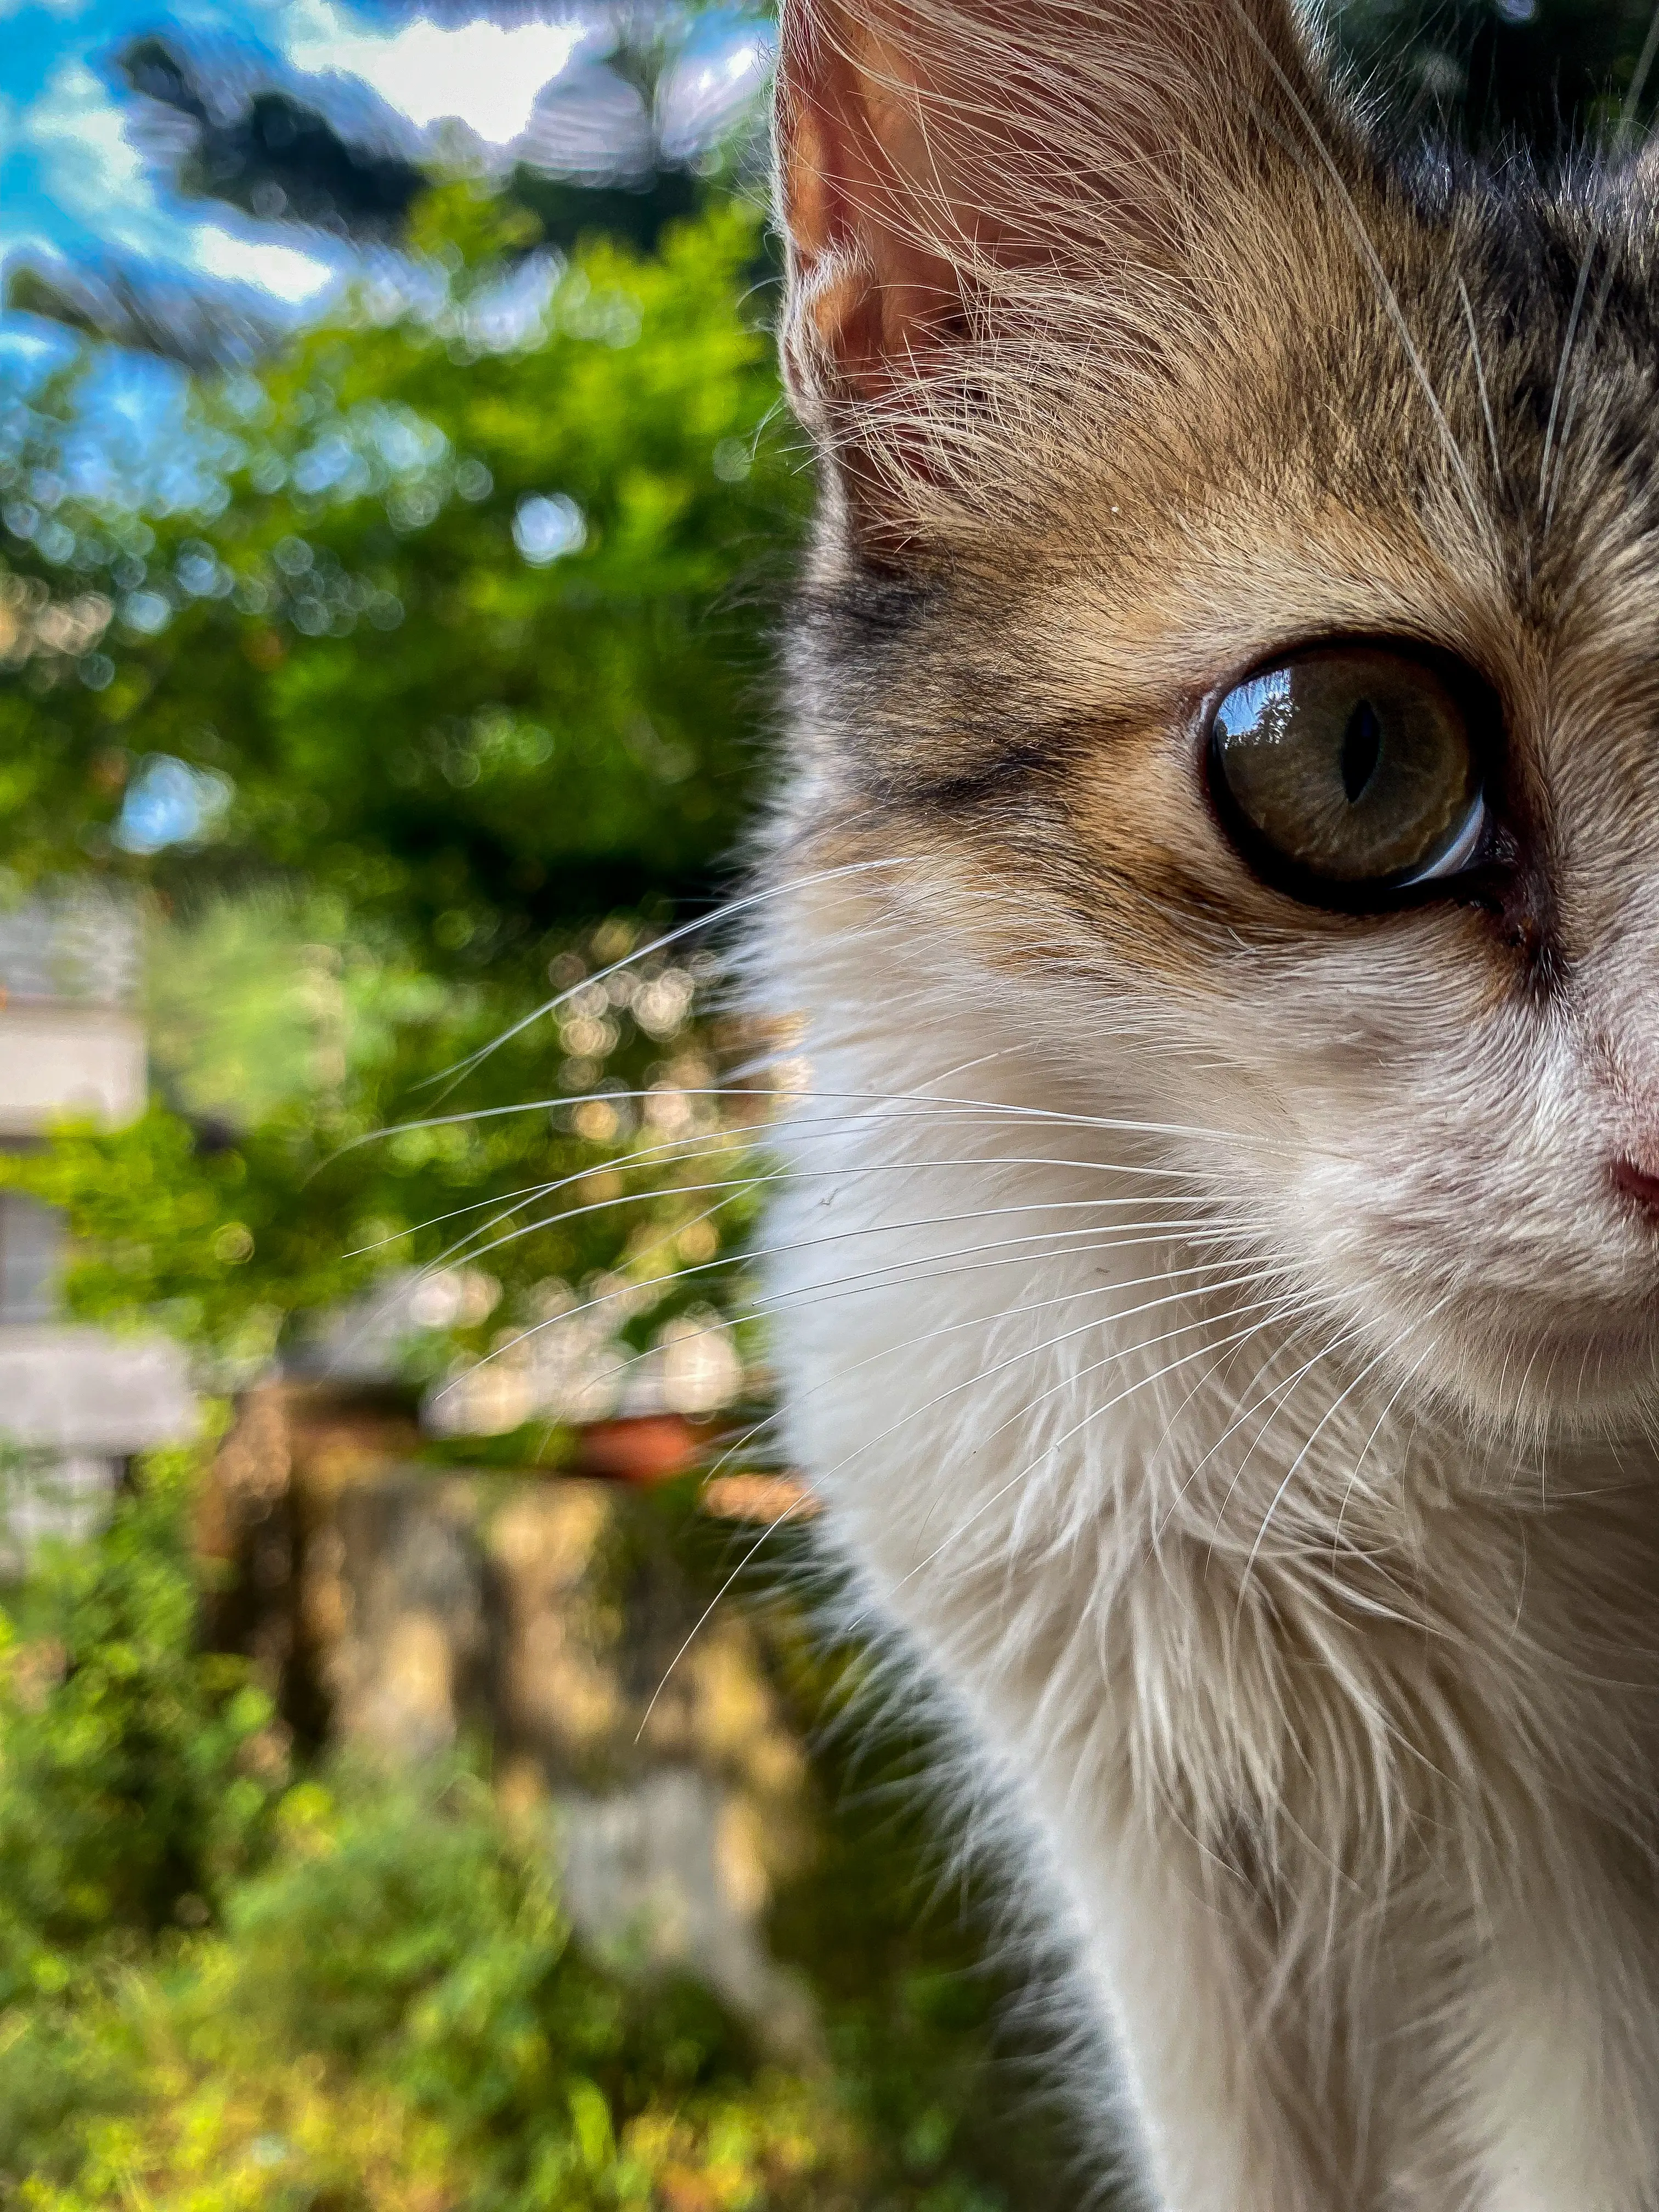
[1207,644,1489,901]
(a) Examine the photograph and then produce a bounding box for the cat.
[752,1,1659,2204]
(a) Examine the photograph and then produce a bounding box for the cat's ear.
[775,0,1344,547]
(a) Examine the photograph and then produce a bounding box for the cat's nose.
[1611,1155,1659,1226]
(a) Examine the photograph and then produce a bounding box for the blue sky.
[0,0,771,361]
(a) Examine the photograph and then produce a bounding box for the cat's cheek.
[1273,1092,1659,1432]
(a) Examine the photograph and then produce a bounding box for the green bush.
[0,1452,1070,2210]
[5,1777,860,2212]
[0,1446,283,2188]
[0,1447,280,1996]
[0,1451,847,2208]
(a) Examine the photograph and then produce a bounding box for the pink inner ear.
[776,0,1340,392]
[777,9,972,405]
[777,0,1143,417]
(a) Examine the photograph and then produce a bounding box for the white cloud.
[286,7,584,145]
[657,34,772,162]
[3,63,335,315]
[20,59,149,231]
[0,321,77,381]
[189,222,340,306]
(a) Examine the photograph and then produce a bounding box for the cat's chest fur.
[760,893,1659,2208]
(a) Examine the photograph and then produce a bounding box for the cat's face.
[777,1,1659,1435]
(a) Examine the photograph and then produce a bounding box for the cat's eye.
[1206,645,1490,901]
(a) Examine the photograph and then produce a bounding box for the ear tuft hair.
[775,0,1352,556]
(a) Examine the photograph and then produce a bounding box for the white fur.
[755,867,1659,2211]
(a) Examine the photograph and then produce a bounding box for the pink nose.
[1611,1156,1659,1226]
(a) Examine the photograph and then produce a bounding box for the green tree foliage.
[0,967,759,1387]
[0,183,796,1377]
[0,1447,284,2176]
[1,182,800,946]
[0,1448,280,2001]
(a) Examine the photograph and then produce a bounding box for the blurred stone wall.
[204,1384,819,2054]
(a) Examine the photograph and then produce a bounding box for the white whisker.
[1330,1333,1443,1582]
[418,855,922,1100]
[1456,274,1504,496]
[436,1220,1279,1401]
[329,1074,1312,1165]
[1235,3,1488,538]
[643,1273,1295,1724]
[1147,1313,1358,1545]
[1236,1309,1443,1611]
[855,1304,1323,1638]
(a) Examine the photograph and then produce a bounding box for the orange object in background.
[572,1413,713,1485]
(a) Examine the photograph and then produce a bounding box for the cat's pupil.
[1341,700,1383,804]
